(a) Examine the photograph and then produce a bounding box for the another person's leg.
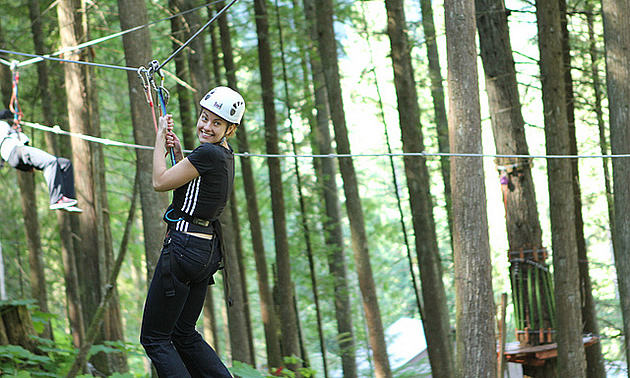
[12,145,77,207]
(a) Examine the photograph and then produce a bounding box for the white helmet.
[199,86,245,124]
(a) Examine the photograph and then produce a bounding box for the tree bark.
[16,170,52,340]
[418,0,452,240]
[116,0,170,288]
[314,0,392,376]
[384,0,454,376]
[169,0,196,150]
[58,0,128,373]
[444,0,496,375]
[536,0,586,374]
[559,2,605,376]
[602,0,630,368]
[253,0,301,370]
[475,1,556,369]
[300,0,358,375]
[175,0,210,108]
[220,201,253,365]
[217,0,283,369]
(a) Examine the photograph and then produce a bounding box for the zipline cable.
[0,48,137,71]
[21,120,630,160]
[157,0,239,70]
[1,0,226,69]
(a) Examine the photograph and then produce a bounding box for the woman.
[140,86,245,377]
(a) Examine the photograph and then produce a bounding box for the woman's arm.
[153,114,199,192]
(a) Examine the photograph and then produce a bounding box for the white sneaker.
[50,196,78,210]
[64,206,83,213]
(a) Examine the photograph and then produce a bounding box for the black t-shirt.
[165,142,234,234]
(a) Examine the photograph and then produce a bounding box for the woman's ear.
[226,124,237,138]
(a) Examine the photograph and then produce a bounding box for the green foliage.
[229,356,316,378]
[0,345,54,377]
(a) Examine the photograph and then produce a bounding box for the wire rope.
[0,0,228,70]
[157,0,239,70]
[0,48,137,71]
[18,120,630,160]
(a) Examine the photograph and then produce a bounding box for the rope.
[21,121,153,150]
[0,48,137,72]
[138,60,175,164]
[1,1,226,69]
[9,64,24,131]
[18,120,630,160]
[157,0,239,70]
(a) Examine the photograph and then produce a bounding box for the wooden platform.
[501,335,599,366]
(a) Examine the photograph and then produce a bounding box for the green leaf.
[228,361,266,378]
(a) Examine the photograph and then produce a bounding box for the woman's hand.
[159,114,184,162]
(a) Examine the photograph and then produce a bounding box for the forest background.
[0,0,625,376]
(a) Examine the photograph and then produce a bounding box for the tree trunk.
[536,0,586,374]
[16,170,52,340]
[314,1,392,377]
[169,0,196,150]
[475,2,556,372]
[176,0,210,108]
[230,192,256,365]
[602,0,630,368]
[384,0,454,376]
[27,0,86,350]
[58,0,124,373]
[559,2,605,376]
[116,0,170,288]
[0,22,10,103]
[444,0,496,375]
[418,0,452,240]
[301,0,358,375]
[253,0,301,370]
[220,202,253,365]
[217,0,283,369]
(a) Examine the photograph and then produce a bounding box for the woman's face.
[197,109,231,144]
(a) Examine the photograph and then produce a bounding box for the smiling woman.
[141,86,245,377]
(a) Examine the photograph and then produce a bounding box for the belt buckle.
[193,218,210,227]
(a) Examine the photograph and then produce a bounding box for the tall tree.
[16,169,51,340]
[58,0,126,373]
[314,0,392,376]
[220,197,254,365]
[117,0,170,289]
[418,0,452,238]
[536,0,586,374]
[383,0,454,376]
[444,0,496,375]
[216,0,283,369]
[301,0,358,375]
[475,2,556,374]
[536,1,585,377]
[253,0,301,369]
[169,0,196,149]
[602,0,630,368]
[176,0,210,107]
[559,1,605,375]
[28,0,84,347]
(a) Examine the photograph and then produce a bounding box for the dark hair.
[0,109,13,120]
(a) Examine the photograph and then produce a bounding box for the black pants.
[140,230,230,377]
